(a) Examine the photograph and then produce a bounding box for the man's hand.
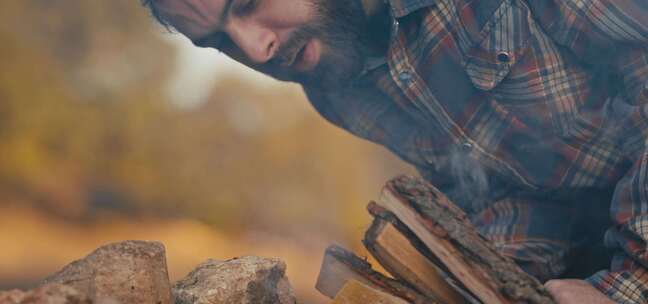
[545,279,615,304]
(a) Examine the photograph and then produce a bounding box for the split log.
[315,245,430,304]
[367,203,482,304]
[364,215,465,304]
[374,175,555,304]
[330,280,410,304]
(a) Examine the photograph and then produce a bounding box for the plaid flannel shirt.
[303,0,648,302]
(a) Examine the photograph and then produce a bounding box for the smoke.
[447,146,490,213]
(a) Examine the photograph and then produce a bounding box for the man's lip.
[285,44,306,67]
[291,39,319,71]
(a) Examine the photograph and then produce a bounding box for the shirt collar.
[385,0,438,18]
[357,0,437,77]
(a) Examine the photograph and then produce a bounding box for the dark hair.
[141,0,175,31]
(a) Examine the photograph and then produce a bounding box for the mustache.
[272,27,317,67]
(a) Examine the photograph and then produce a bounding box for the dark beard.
[264,0,371,90]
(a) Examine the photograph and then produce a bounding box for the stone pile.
[0,241,296,304]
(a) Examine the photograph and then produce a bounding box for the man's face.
[156,0,369,90]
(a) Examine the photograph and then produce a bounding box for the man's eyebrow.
[191,0,234,47]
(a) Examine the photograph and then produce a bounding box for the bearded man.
[140,0,647,302]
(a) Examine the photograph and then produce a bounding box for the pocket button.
[461,142,473,152]
[399,71,413,83]
[497,51,511,63]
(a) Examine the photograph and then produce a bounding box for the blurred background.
[0,1,413,302]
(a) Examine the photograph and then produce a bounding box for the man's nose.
[229,21,278,64]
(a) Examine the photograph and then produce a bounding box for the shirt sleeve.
[526,0,647,46]
[525,1,648,300]
[586,162,648,302]
[585,108,648,302]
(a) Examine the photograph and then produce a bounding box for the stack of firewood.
[315,175,556,304]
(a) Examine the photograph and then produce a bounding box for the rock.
[0,284,91,304]
[173,256,296,304]
[43,240,172,304]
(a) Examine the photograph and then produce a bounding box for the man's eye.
[232,0,259,16]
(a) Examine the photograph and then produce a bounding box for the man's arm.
[526,1,648,302]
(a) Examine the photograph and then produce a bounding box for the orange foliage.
[0,1,414,302]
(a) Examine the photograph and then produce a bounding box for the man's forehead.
[156,0,226,39]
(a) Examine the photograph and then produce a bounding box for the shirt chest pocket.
[464,0,532,91]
